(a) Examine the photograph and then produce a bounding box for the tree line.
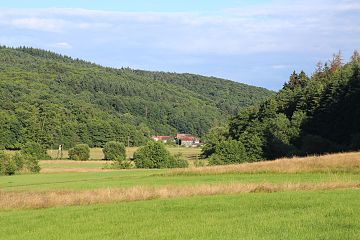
[202,51,360,164]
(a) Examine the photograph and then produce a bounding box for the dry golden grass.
[40,168,116,173]
[171,151,360,175]
[40,160,106,164]
[47,148,104,160]
[1,182,359,210]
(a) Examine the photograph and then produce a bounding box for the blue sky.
[1,0,359,90]
[0,1,266,12]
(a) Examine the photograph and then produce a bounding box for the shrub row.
[68,141,188,169]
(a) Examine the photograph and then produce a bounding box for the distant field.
[1,152,360,239]
[46,146,201,161]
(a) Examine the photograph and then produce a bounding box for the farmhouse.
[151,134,201,146]
[175,134,200,147]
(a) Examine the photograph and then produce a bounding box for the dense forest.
[203,51,360,164]
[0,46,273,149]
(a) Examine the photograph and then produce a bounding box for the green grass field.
[1,152,360,239]
[1,170,359,191]
[1,189,359,240]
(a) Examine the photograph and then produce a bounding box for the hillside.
[205,51,360,162]
[0,46,273,149]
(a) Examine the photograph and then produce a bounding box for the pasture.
[1,152,360,239]
[46,146,202,161]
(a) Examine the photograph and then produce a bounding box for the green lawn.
[1,170,359,191]
[1,189,359,240]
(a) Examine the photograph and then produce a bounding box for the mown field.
[1,152,360,239]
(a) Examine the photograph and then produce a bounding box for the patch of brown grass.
[1,182,359,210]
[40,160,106,164]
[40,168,117,173]
[171,152,360,175]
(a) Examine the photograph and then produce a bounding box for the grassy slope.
[1,152,360,239]
[0,47,274,144]
[1,189,359,240]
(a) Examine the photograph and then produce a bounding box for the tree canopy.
[0,46,273,149]
[204,51,360,162]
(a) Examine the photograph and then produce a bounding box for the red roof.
[180,137,196,141]
[176,134,199,141]
[176,134,194,139]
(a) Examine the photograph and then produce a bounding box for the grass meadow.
[1,190,359,240]
[1,151,360,239]
[46,146,202,161]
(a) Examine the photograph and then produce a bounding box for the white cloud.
[0,0,359,55]
[10,18,67,32]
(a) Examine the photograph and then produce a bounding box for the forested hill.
[209,51,360,162]
[0,46,273,149]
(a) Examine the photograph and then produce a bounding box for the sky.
[0,0,359,90]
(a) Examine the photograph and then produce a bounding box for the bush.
[103,141,126,160]
[134,141,187,169]
[208,140,248,165]
[0,151,16,175]
[0,152,41,175]
[69,144,90,161]
[21,142,50,160]
[23,155,41,173]
[167,153,189,168]
[12,152,24,170]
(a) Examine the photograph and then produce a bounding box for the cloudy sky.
[1,0,359,90]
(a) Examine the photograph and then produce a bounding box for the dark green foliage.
[201,125,228,158]
[208,140,248,165]
[217,51,360,160]
[301,135,339,155]
[238,132,264,161]
[0,151,40,175]
[20,142,50,160]
[134,141,172,168]
[350,134,360,150]
[0,46,273,149]
[69,144,90,161]
[103,141,126,160]
[134,141,187,168]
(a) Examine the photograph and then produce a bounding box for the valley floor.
[1,151,360,239]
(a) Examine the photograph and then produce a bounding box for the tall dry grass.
[171,152,360,175]
[1,182,359,210]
